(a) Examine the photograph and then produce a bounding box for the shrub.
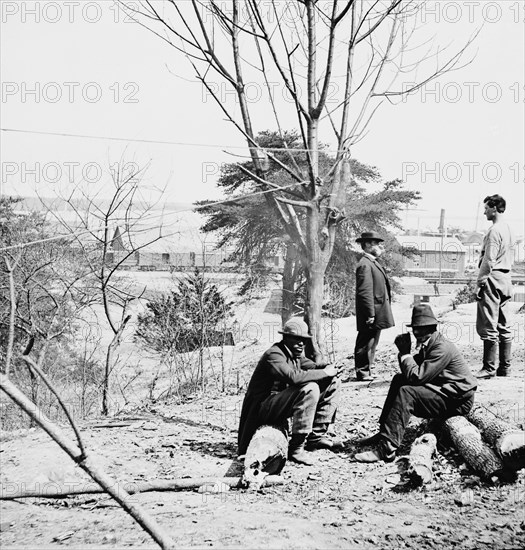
[135,268,233,354]
[452,280,478,310]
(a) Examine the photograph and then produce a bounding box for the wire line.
[0,127,338,154]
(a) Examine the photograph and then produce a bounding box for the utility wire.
[0,127,339,155]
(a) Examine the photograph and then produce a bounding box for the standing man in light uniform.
[354,231,394,381]
[475,194,515,379]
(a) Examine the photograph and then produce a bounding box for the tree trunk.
[467,405,525,471]
[304,262,327,363]
[442,415,503,479]
[406,433,436,484]
[281,242,298,325]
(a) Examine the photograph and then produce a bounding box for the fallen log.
[406,433,436,484]
[0,475,284,500]
[243,425,288,490]
[442,416,503,479]
[467,405,525,471]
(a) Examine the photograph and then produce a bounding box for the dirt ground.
[1,290,524,549]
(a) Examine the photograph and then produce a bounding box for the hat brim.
[278,330,312,340]
[356,237,384,243]
[407,320,438,327]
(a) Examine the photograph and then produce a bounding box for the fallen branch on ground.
[0,374,175,549]
[0,475,284,500]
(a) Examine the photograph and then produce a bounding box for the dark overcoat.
[355,255,394,331]
[400,331,477,398]
[237,341,329,456]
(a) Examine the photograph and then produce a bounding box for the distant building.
[396,235,467,278]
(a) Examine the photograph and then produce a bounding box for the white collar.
[416,336,432,352]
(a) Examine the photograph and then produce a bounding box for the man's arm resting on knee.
[266,351,332,385]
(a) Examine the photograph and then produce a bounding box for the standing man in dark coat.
[354,231,394,381]
[237,319,342,465]
[355,304,477,463]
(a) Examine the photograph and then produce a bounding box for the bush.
[452,280,478,309]
[135,268,233,354]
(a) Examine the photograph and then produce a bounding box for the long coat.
[355,255,394,331]
[237,341,329,456]
[400,331,477,398]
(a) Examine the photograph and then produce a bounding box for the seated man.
[355,304,477,463]
[238,319,342,465]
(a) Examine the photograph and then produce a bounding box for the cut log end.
[468,405,525,472]
[407,433,436,485]
[499,432,525,471]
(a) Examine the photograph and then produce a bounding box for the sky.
[0,0,524,237]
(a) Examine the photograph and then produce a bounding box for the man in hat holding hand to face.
[355,304,477,463]
[354,231,394,381]
[237,318,342,465]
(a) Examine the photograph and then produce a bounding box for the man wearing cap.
[475,194,515,379]
[237,318,342,465]
[355,304,477,463]
[354,231,394,381]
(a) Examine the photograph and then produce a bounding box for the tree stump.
[467,405,525,471]
[442,416,503,479]
[406,433,436,484]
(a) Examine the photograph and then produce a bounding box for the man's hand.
[324,364,343,377]
[365,316,375,326]
[475,284,485,301]
[394,333,411,355]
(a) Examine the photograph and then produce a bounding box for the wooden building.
[396,235,467,278]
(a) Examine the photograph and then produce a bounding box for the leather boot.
[354,438,396,463]
[497,340,512,376]
[288,434,315,465]
[476,340,498,379]
[355,432,381,446]
[306,423,334,451]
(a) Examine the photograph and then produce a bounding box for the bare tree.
[46,160,167,414]
[0,261,175,549]
[122,0,477,361]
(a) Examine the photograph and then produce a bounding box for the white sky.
[0,1,524,236]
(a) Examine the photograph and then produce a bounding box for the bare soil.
[1,292,524,549]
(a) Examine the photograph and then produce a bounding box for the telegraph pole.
[438,209,445,284]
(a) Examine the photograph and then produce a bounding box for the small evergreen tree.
[136,269,233,354]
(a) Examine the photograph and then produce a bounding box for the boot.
[288,434,315,465]
[354,438,396,463]
[306,423,334,451]
[497,341,512,376]
[355,432,381,446]
[476,340,498,379]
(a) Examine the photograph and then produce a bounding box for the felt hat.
[407,304,438,327]
[278,318,312,340]
[355,231,384,243]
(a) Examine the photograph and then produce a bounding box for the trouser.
[354,327,381,376]
[378,374,475,448]
[259,377,340,435]
[476,272,513,343]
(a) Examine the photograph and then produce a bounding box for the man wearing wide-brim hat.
[238,318,342,465]
[355,304,477,463]
[354,231,394,381]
